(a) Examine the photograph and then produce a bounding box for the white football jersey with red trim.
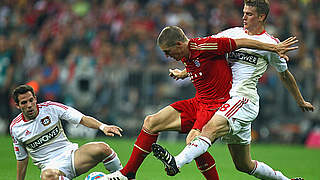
[10,101,84,169]
[213,27,288,103]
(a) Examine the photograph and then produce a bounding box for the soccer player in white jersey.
[151,0,315,180]
[10,85,124,180]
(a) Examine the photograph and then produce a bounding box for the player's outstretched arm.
[169,68,188,80]
[234,37,298,61]
[278,69,315,112]
[99,124,123,137]
[274,36,298,61]
[17,158,28,180]
[79,116,123,137]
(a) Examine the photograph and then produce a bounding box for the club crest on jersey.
[194,59,200,67]
[41,116,51,126]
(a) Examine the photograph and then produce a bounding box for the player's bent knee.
[94,142,112,154]
[86,142,114,163]
[84,141,113,157]
[143,115,155,127]
[41,169,61,180]
[143,115,162,133]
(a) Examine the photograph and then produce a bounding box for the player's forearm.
[235,38,276,52]
[17,159,28,180]
[278,70,305,104]
[80,115,103,129]
[17,172,26,180]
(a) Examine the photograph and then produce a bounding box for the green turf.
[1,135,319,180]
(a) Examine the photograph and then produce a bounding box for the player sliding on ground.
[10,85,123,180]
[151,1,314,180]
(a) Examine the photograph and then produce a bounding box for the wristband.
[99,124,107,131]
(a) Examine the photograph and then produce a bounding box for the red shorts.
[170,97,224,133]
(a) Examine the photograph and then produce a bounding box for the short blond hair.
[244,0,270,21]
[157,26,188,48]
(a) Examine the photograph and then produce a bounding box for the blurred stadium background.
[0,0,320,179]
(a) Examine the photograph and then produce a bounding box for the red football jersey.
[181,36,237,103]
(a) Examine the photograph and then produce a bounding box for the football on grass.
[85,172,107,180]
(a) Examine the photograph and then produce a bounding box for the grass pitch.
[1,135,319,180]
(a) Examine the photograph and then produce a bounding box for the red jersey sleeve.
[189,37,237,56]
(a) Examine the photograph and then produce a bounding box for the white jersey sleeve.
[11,131,28,161]
[48,101,84,125]
[267,52,288,73]
[60,106,84,125]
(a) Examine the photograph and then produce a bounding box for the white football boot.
[105,171,134,180]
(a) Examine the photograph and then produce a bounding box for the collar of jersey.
[244,28,266,36]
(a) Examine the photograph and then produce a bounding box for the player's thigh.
[201,114,229,140]
[143,105,181,132]
[227,144,254,172]
[73,142,110,173]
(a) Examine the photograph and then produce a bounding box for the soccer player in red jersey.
[151,1,314,180]
[106,25,298,180]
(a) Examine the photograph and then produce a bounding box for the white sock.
[251,161,289,180]
[59,176,70,180]
[103,151,123,173]
[175,136,211,169]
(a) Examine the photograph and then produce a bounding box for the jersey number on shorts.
[219,104,230,111]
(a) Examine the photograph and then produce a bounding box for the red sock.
[195,151,219,180]
[120,128,158,178]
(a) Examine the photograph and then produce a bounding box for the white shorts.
[42,143,78,179]
[215,96,259,145]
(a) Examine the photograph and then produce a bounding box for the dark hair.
[244,0,270,21]
[12,85,35,104]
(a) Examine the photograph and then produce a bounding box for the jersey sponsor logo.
[25,125,60,150]
[228,51,258,65]
[41,116,51,126]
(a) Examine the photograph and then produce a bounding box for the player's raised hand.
[298,101,315,112]
[100,124,123,137]
[169,68,188,80]
[276,36,299,61]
